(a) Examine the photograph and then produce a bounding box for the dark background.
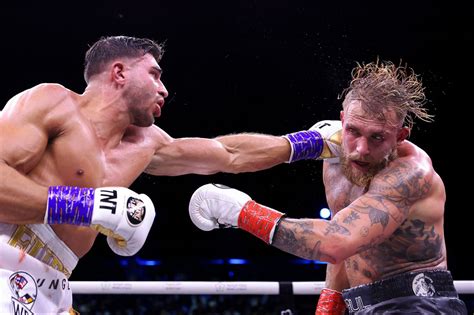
[1,0,472,306]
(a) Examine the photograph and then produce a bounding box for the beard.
[339,146,398,188]
[123,83,155,127]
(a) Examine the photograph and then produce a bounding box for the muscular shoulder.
[4,83,75,115]
[129,124,173,151]
[3,83,79,131]
[25,83,75,110]
[369,141,436,205]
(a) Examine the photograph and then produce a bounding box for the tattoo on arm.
[343,210,360,225]
[324,220,351,236]
[272,220,325,261]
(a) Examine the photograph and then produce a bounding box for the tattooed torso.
[323,143,447,286]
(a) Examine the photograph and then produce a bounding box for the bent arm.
[145,130,291,176]
[0,88,58,224]
[272,160,427,263]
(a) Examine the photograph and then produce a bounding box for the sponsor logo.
[9,271,37,314]
[412,273,436,297]
[99,189,118,214]
[126,197,146,225]
[8,225,71,277]
[37,278,70,291]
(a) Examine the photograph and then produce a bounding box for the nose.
[356,137,370,156]
[158,80,169,98]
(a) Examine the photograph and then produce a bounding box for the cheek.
[342,138,356,153]
[372,144,394,159]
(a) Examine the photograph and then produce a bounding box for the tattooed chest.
[326,181,364,213]
[344,218,445,284]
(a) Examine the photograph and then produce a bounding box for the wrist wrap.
[238,200,285,244]
[284,130,324,162]
[46,186,95,225]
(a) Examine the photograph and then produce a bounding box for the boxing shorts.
[342,269,467,314]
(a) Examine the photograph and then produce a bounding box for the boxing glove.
[315,288,346,315]
[45,186,155,256]
[284,120,342,163]
[189,184,285,244]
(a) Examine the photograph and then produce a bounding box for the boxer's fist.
[98,188,155,256]
[310,120,342,162]
[189,184,285,244]
[46,186,155,256]
[189,183,251,231]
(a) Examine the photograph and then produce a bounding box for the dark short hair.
[83,36,165,83]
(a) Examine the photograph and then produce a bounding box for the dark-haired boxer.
[0,35,340,313]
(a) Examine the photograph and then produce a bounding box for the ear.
[111,62,126,85]
[340,110,344,124]
[397,126,410,143]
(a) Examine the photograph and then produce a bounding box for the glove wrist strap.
[46,186,94,225]
[238,200,285,244]
[283,130,324,163]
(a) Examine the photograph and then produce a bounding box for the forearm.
[0,163,48,224]
[215,133,291,172]
[271,218,346,264]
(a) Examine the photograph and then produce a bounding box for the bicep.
[333,193,406,253]
[0,106,49,172]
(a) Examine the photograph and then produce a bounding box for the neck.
[81,86,131,149]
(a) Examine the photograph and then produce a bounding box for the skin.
[272,99,446,287]
[0,53,290,260]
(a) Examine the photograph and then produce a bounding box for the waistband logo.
[8,225,71,277]
[9,271,37,314]
[412,273,436,297]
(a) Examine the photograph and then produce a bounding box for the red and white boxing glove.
[189,184,285,244]
[284,120,342,163]
[45,186,155,256]
[315,288,346,315]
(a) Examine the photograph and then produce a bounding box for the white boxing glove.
[310,120,342,163]
[189,183,251,230]
[46,186,156,256]
[189,184,285,244]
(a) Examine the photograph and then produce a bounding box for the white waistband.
[0,223,78,277]
[0,242,73,314]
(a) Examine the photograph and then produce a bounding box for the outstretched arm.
[145,120,342,176]
[144,126,292,176]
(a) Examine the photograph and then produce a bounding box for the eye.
[372,134,384,142]
[347,127,358,135]
[150,70,161,80]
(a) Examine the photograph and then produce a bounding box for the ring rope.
[70,280,474,295]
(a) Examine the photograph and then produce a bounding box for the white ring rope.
[70,281,474,295]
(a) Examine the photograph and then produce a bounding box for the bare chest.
[28,130,156,189]
[324,168,365,213]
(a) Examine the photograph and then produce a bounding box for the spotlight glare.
[320,207,331,219]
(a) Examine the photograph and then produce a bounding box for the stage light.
[320,207,331,219]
